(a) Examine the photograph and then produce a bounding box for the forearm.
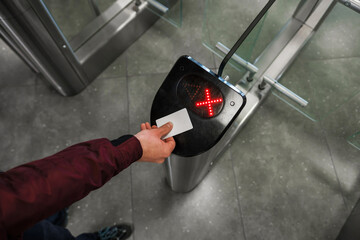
[0,137,142,235]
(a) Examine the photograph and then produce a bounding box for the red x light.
[195,89,223,117]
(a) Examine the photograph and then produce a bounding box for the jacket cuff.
[111,135,134,147]
[112,136,143,165]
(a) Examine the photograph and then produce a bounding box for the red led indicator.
[195,88,223,117]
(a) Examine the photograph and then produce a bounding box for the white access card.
[156,108,193,139]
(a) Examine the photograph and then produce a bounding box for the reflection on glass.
[41,0,182,51]
[146,0,182,28]
[348,132,360,150]
[42,0,117,41]
[274,3,360,121]
[202,0,300,89]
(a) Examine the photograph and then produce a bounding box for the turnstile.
[150,0,345,192]
[0,0,180,96]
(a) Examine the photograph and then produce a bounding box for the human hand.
[135,122,176,164]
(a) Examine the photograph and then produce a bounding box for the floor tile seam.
[304,55,360,62]
[125,53,137,240]
[322,128,349,211]
[316,91,360,124]
[229,149,248,240]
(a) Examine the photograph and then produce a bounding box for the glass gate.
[203,0,359,123]
[0,0,182,96]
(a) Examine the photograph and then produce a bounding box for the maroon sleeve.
[0,137,142,237]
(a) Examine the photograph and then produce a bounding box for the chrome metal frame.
[0,0,178,96]
[338,0,360,13]
[165,0,337,192]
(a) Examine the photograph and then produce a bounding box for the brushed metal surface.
[262,75,308,107]
[1,0,173,96]
[76,1,159,80]
[70,0,134,51]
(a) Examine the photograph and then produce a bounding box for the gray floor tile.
[277,57,360,121]
[230,95,348,240]
[128,73,167,129]
[300,3,360,61]
[67,167,133,237]
[28,76,130,161]
[0,84,37,171]
[125,0,215,77]
[322,93,360,212]
[0,39,37,88]
[97,53,127,80]
[131,151,245,240]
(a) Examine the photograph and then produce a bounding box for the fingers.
[164,137,176,154]
[155,122,173,138]
[141,122,154,130]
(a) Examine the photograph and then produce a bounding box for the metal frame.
[0,0,178,96]
[338,0,360,13]
[165,0,337,192]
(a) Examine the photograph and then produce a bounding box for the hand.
[135,122,176,164]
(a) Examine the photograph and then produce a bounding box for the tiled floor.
[0,0,359,239]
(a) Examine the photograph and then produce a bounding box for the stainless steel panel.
[0,3,79,95]
[70,0,134,51]
[1,0,88,96]
[264,25,313,79]
[76,1,160,80]
[305,0,335,28]
[293,0,320,23]
[0,26,38,73]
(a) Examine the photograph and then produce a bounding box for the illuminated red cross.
[195,89,223,117]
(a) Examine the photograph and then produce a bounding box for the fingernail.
[168,122,173,127]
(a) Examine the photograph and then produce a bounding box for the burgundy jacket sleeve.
[0,137,142,238]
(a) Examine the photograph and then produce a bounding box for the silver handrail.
[262,75,309,107]
[147,0,168,13]
[338,0,360,13]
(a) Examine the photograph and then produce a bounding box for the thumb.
[156,122,173,138]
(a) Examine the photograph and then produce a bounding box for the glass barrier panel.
[42,0,102,42]
[274,3,360,121]
[41,0,182,51]
[146,0,183,28]
[202,0,301,91]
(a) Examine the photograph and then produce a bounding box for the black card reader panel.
[151,56,246,157]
